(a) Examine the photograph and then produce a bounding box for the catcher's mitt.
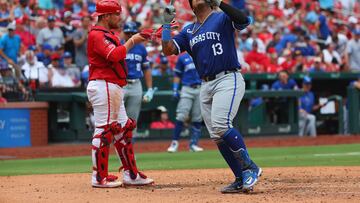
[139,21,180,41]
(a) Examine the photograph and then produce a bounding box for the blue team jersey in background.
[174,53,202,86]
[173,12,249,78]
[300,91,315,113]
[271,79,298,90]
[125,44,149,79]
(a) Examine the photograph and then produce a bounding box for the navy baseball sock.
[190,122,202,146]
[172,121,184,140]
[215,138,243,178]
[223,128,247,151]
[223,128,252,169]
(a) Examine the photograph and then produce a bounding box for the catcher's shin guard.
[113,118,144,179]
[92,122,122,183]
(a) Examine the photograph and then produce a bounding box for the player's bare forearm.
[124,34,146,53]
[173,76,181,84]
[143,69,153,89]
[162,40,178,56]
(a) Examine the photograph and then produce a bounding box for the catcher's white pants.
[87,80,128,135]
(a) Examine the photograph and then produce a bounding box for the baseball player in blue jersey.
[167,52,204,153]
[122,22,155,135]
[161,0,262,193]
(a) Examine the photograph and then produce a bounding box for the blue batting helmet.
[123,22,138,33]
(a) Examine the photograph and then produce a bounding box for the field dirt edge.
[1,167,360,203]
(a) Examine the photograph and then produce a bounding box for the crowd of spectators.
[0,0,359,103]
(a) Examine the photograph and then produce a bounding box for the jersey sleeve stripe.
[106,47,116,59]
[173,39,181,55]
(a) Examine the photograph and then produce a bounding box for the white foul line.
[313,152,360,157]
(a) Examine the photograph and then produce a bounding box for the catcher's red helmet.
[92,0,122,17]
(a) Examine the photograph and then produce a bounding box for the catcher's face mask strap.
[188,0,193,9]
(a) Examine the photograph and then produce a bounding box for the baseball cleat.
[106,174,118,181]
[167,140,179,153]
[92,178,122,188]
[220,177,243,193]
[242,167,262,190]
[123,170,154,186]
[189,144,204,152]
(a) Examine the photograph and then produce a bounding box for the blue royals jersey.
[271,79,298,90]
[174,53,202,86]
[300,91,315,113]
[125,43,149,79]
[173,12,249,78]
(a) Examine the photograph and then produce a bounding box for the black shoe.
[220,178,243,194]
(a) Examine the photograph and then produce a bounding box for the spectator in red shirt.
[266,47,281,73]
[279,49,296,72]
[15,17,35,53]
[245,41,270,73]
[150,106,175,129]
[269,1,284,19]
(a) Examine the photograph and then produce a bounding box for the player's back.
[125,44,148,79]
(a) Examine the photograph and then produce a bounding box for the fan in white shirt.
[322,43,342,65]
[21,50,49,87]
[48,53,75,88]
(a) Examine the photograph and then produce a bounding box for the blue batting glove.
[143,88,155,103]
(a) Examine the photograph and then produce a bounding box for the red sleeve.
[93,33,127,62]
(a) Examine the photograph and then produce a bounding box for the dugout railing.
[35,89,306,141]
[34,73,359,142]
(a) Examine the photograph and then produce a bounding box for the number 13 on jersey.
[212,43,223,56]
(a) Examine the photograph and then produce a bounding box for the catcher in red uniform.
[87,0,153,188]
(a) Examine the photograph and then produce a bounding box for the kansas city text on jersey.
[189,32,221,49]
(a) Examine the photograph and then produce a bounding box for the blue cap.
[123,22,138,33]
[303,76,312,84]
[28,45,36,51]
[47,16,56,22]
[42,44,53,51]
[63,52,72,58]
[160,56,168,64]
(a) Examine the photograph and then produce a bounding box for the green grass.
[1,144,360,176]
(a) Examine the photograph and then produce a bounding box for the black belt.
[188,84,201,89]
[201,70,238,82]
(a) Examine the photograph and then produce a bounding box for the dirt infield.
[1,135,360,160]
[1,167,359,203]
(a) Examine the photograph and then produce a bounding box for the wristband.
[173,82,179,91]
[162,24,171,41]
